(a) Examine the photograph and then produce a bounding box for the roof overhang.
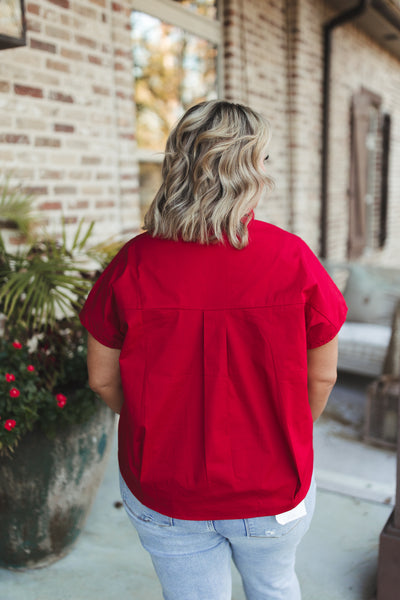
[328,0,400,61]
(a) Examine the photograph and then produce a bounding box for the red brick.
[92,85,110,96]
[27,3,41,15]
[112,2,123,11]
[62,216,78,224]
[54,123,74,133]
[46,58,70,73]
[68,200,89,209]
[45,25,70,41]
[30,38,56,53]
[60,47,83,61]
[88,55,102,65]
[40,170,64,179]
[49,91,74,103]
[69,171,91,180]
[0,134,30,144]
[90,0,106,6]
[23,186,48,195]
[35,137,61,147]
[39,202,62,210]
[47,0,70,8]
[0,82,10,93]
[96,200,115,208]
[115,48,130,59]
[27,19,41,33]
[73,4,97,19]
[54,186,76,194]
[8,235,28,245]
[14,84,43,99]
[75,35,97,49]
[82,156,102,165]
[60,14,71,26]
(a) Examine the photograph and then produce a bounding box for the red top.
[80,218,347,520]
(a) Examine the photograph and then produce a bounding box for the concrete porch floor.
[0,373,396,600]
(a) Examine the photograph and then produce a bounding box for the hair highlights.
[143,100,274,249]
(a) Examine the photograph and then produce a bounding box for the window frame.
[131,0,223,215]
[132,0,223,145]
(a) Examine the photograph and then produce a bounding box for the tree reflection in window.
[173,0,218,19]
[131,11,218,152]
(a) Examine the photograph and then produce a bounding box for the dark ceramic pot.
[0,401,115,569]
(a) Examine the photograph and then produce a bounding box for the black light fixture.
[0,0,26,51]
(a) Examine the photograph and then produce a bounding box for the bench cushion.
[344,264,400,327]
[338,321,392,377]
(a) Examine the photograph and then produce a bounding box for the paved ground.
[0,373,396,600]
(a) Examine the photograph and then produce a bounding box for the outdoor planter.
[0,400,115,569]
[0,180,122,570]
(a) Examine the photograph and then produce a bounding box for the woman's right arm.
[307,335,339,422]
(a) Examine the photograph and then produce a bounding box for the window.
[348,89,391,259]
[131,0,222,222]
[0,0,25,50]
[173,0,218,19]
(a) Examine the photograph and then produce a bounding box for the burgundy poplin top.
[80,218,347,520]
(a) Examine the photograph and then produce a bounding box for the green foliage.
[0,338,99,455]
[0,220,95,335]
[87,237,125,270]
[0,174,37,238]
[0,183,121,454]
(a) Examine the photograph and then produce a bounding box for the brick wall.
[328,21,400,266]
[223,0,292,233]
[1,0,400,264]
[289,0,327,252]
[222,0,330,253]
[292,0,400,263]
[0,0,140,245]
[223,0,400,262]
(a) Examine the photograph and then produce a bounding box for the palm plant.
[0,219,95,336]
[0,174,37,238]
[0,179,105,453]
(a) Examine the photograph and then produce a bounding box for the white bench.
[338,321,392,378]
[324,262,400,378]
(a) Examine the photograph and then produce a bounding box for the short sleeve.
[299,240,348,349]
[79,245,130,349]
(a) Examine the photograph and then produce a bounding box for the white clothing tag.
[275,500,307,525]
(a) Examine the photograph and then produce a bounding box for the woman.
[80,100,347,600]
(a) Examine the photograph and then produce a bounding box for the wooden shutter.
[348,93,370,259]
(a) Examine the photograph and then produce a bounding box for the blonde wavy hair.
[143,100,274,249]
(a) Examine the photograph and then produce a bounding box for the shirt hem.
[118,462,313,521]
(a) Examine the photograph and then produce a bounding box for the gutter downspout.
[320,0,371,258]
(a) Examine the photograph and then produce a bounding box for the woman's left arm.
[87,333,125,414]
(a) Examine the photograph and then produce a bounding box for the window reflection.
[131,11,218,152]
[138,161,163,223]
[0,0,23,38]
[173,0,217,20]
[131,8,219,224]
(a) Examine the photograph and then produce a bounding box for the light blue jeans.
[119,473,316,600]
